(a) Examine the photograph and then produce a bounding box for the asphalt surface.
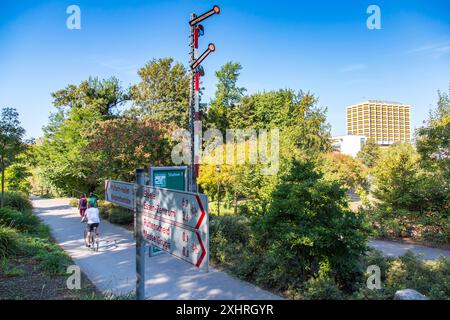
[33,198,282,300]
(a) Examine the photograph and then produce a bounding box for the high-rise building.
[346,100,410,146]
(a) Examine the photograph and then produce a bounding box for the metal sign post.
[104,177,210,299]
[141,186,209,271]
[135,169,146,300]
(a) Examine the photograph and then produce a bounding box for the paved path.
[369,239,450,261]
[32,198,282,300]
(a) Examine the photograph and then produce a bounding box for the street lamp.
[216,164,220,216]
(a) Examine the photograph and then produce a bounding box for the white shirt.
[85,207,100,224]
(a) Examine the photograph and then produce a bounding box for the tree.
[357,139,381,168]
[416,91,450,176]
[372,143,422,211]
[320,152,369,193]
[207,62,246,131]
[130,58,190,128]
[252,159,368,290]
[37,78,127,195]
[4,140,35,194]
[85,117,174,184]
[0,108,26,207]
[51,77,127,117]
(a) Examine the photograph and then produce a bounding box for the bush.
[0,207,39,232]
[351,287,394,300]
[68,198,79,207]
[98,201,115,220]
[385,252,450,299]
[0,226,19,259]
[109,208,133,225]
[209,215,256,278]
[210,215,250,246]
[251,160,369,291]
[302,276,345,300]
[2,192,32,212]
[35,250,70,275]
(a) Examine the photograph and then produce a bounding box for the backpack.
[80,198,87,208]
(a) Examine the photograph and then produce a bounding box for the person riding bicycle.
[84,202,100,247]
[87,192,98,208]
[78,194,88,219]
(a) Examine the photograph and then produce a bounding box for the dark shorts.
[86,223,99,232]
[80,208,86,216]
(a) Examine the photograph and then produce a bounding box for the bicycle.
[83,223,99,252]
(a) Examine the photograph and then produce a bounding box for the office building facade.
[346,101,410,146]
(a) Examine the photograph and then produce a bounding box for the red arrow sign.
[142,215,207,270]
[142,186,208,231]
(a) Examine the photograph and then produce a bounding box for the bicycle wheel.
[94,233,99,252]
[84,228,89,247]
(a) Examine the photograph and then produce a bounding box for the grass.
[0,193,102,300]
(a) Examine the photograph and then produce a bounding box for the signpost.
[104,178,210,299]
[149,166,187,191]
[141,186,209,271]
[142,216,207,270]
[148,166,187,256]
[105,180,135,210]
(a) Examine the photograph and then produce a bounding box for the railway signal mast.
[188,5,220,192]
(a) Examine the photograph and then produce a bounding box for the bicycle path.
[368,239,450,261]
[32,198,282,300]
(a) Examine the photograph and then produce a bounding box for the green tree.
[0,108,26,207]
[37,78,127,195]
[130,58,190,128]
[252,159,368,290]
[51,77,127,116]
[321,152,369,192]
[372,143,422,211]
[357,139,381,168]
[4,140,35,194]
[416,91,450,176]
[207,62,246,131]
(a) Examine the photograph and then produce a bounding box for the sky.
[0,0,449,139]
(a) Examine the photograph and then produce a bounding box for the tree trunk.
[234,189,237,215]
[1,168,5,208]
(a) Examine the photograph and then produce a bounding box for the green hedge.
[210,213,450,300]
[0,207,39,233]
[1,192,33,212]
[97,201,133,225]
[0,226,19,259]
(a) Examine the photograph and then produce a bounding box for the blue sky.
[0,0,449,139]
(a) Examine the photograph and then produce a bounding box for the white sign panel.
[141,186,209,271]
[142,216,207,270]
[105,180,135,210]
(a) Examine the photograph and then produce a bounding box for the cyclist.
[84,202,100,247]
[87,192,98,208]
[78,194,88,220]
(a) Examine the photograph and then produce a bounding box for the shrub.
[302,276,345,300]
[0,226,19,259]
[68,198,79,207]
[0,207,39,232]
[35,250,70,275]
[351,287,394,300]
[209,215,257,279]
[2,192,32,212]
[252,160,369,291]
[210,215,250,245]
[385,252,450,299]
[109,208,133,224]
[98,201,115,220]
